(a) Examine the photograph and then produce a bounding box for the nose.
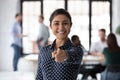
[59,23,65,30]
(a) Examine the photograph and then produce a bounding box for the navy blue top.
[36,39,83,80]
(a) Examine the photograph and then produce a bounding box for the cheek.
[66,26,71,33]
[51,27,57,34]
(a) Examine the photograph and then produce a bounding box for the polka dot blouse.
[36,39,83,80]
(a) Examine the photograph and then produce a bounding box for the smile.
[58,31,65,34]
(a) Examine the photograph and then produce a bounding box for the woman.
[36,9,83,80]
[102,33,120,80]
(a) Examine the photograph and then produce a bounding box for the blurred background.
[0,0,120,80]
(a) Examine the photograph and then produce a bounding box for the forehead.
[18,15,22,17]
[99,31,105,34]
[52,14,70,22]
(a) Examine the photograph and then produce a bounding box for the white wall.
[0,0,120,71]
[112,0,120,45]
[0,0,34,71]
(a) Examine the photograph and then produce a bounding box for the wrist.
[64,50,68,61]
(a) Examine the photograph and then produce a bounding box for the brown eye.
[63,22,68,25]
[54,23,59,26]
[62,22,69,26]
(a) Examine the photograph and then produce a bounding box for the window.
[68,0,89,50]
[91,1,110,43]
[43,0,65,41]
[22,1,41,54]
[21,0,112,54]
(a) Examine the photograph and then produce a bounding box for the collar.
[49,38,73,50]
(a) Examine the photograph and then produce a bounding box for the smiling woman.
[36,9,83,80]
[51,15,71,41]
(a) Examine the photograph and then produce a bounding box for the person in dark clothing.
[101,33,120,80]
[36,9,83,80]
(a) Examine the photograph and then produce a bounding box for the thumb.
[52,50,57,58]
[57,48,61,54]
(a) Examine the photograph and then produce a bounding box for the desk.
[82,55,104,64]
[24,54,104,63]
[24,54,38,78]
[23,54,104,78]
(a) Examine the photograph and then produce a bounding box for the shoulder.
[40,45,52,52]
[44,25,49,30]
[11,22,18,31]
[12,22,17,28]
[103,47,108,51]
[103,47,108,54]
[70,44,83,53]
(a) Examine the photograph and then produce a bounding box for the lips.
[58,31,66,34]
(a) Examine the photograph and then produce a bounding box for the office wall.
[112,0,120,45]
[0,0,120,71]
[0,0,34,71]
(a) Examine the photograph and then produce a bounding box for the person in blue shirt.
[36,9,83,80]
[32,15,50,53]
[11,13,26,71]
[37,15,50,46]
[37,15,50,50]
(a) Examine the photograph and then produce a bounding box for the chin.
[57,36,68,40]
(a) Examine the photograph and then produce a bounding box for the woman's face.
[51,15,71,40]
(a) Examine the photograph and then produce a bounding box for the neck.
[55,38,68,49]
[16,19,20,23]
[101,38,105,42]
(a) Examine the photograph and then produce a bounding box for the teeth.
[59,31,64,34]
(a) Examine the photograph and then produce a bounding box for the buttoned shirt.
[36,39,83,80]
[37,23,50,45]
[11,21,22,47]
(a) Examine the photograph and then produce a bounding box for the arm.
[101,48,106,63]
[91,52,103,56]
[52,47,83,64]
[15,34,27,37]
[90,43,102,56]
[66,47,83,64]
[38,26,43,40]
[32,41,39,53]
[12,25,27,38]
[36,50,43,80]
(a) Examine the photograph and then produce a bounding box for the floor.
[0,71,101,80]
[0,71,35,80]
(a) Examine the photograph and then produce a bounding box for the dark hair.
[71,35,79,42]
[99,28,106,33]
[49,8,72,25]
[107,33,119,53]
[39,15,44,20]
[15,13,21,18]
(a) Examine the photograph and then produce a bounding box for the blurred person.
[101,33,120,80]
[71,35,90,80]
[90,29,107,57]
[37,15,50,47]
[11,13,26,71]
[36,9,83,80]
[32,15,50,53]
[88,29,107,79]
[71,35,87,53]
